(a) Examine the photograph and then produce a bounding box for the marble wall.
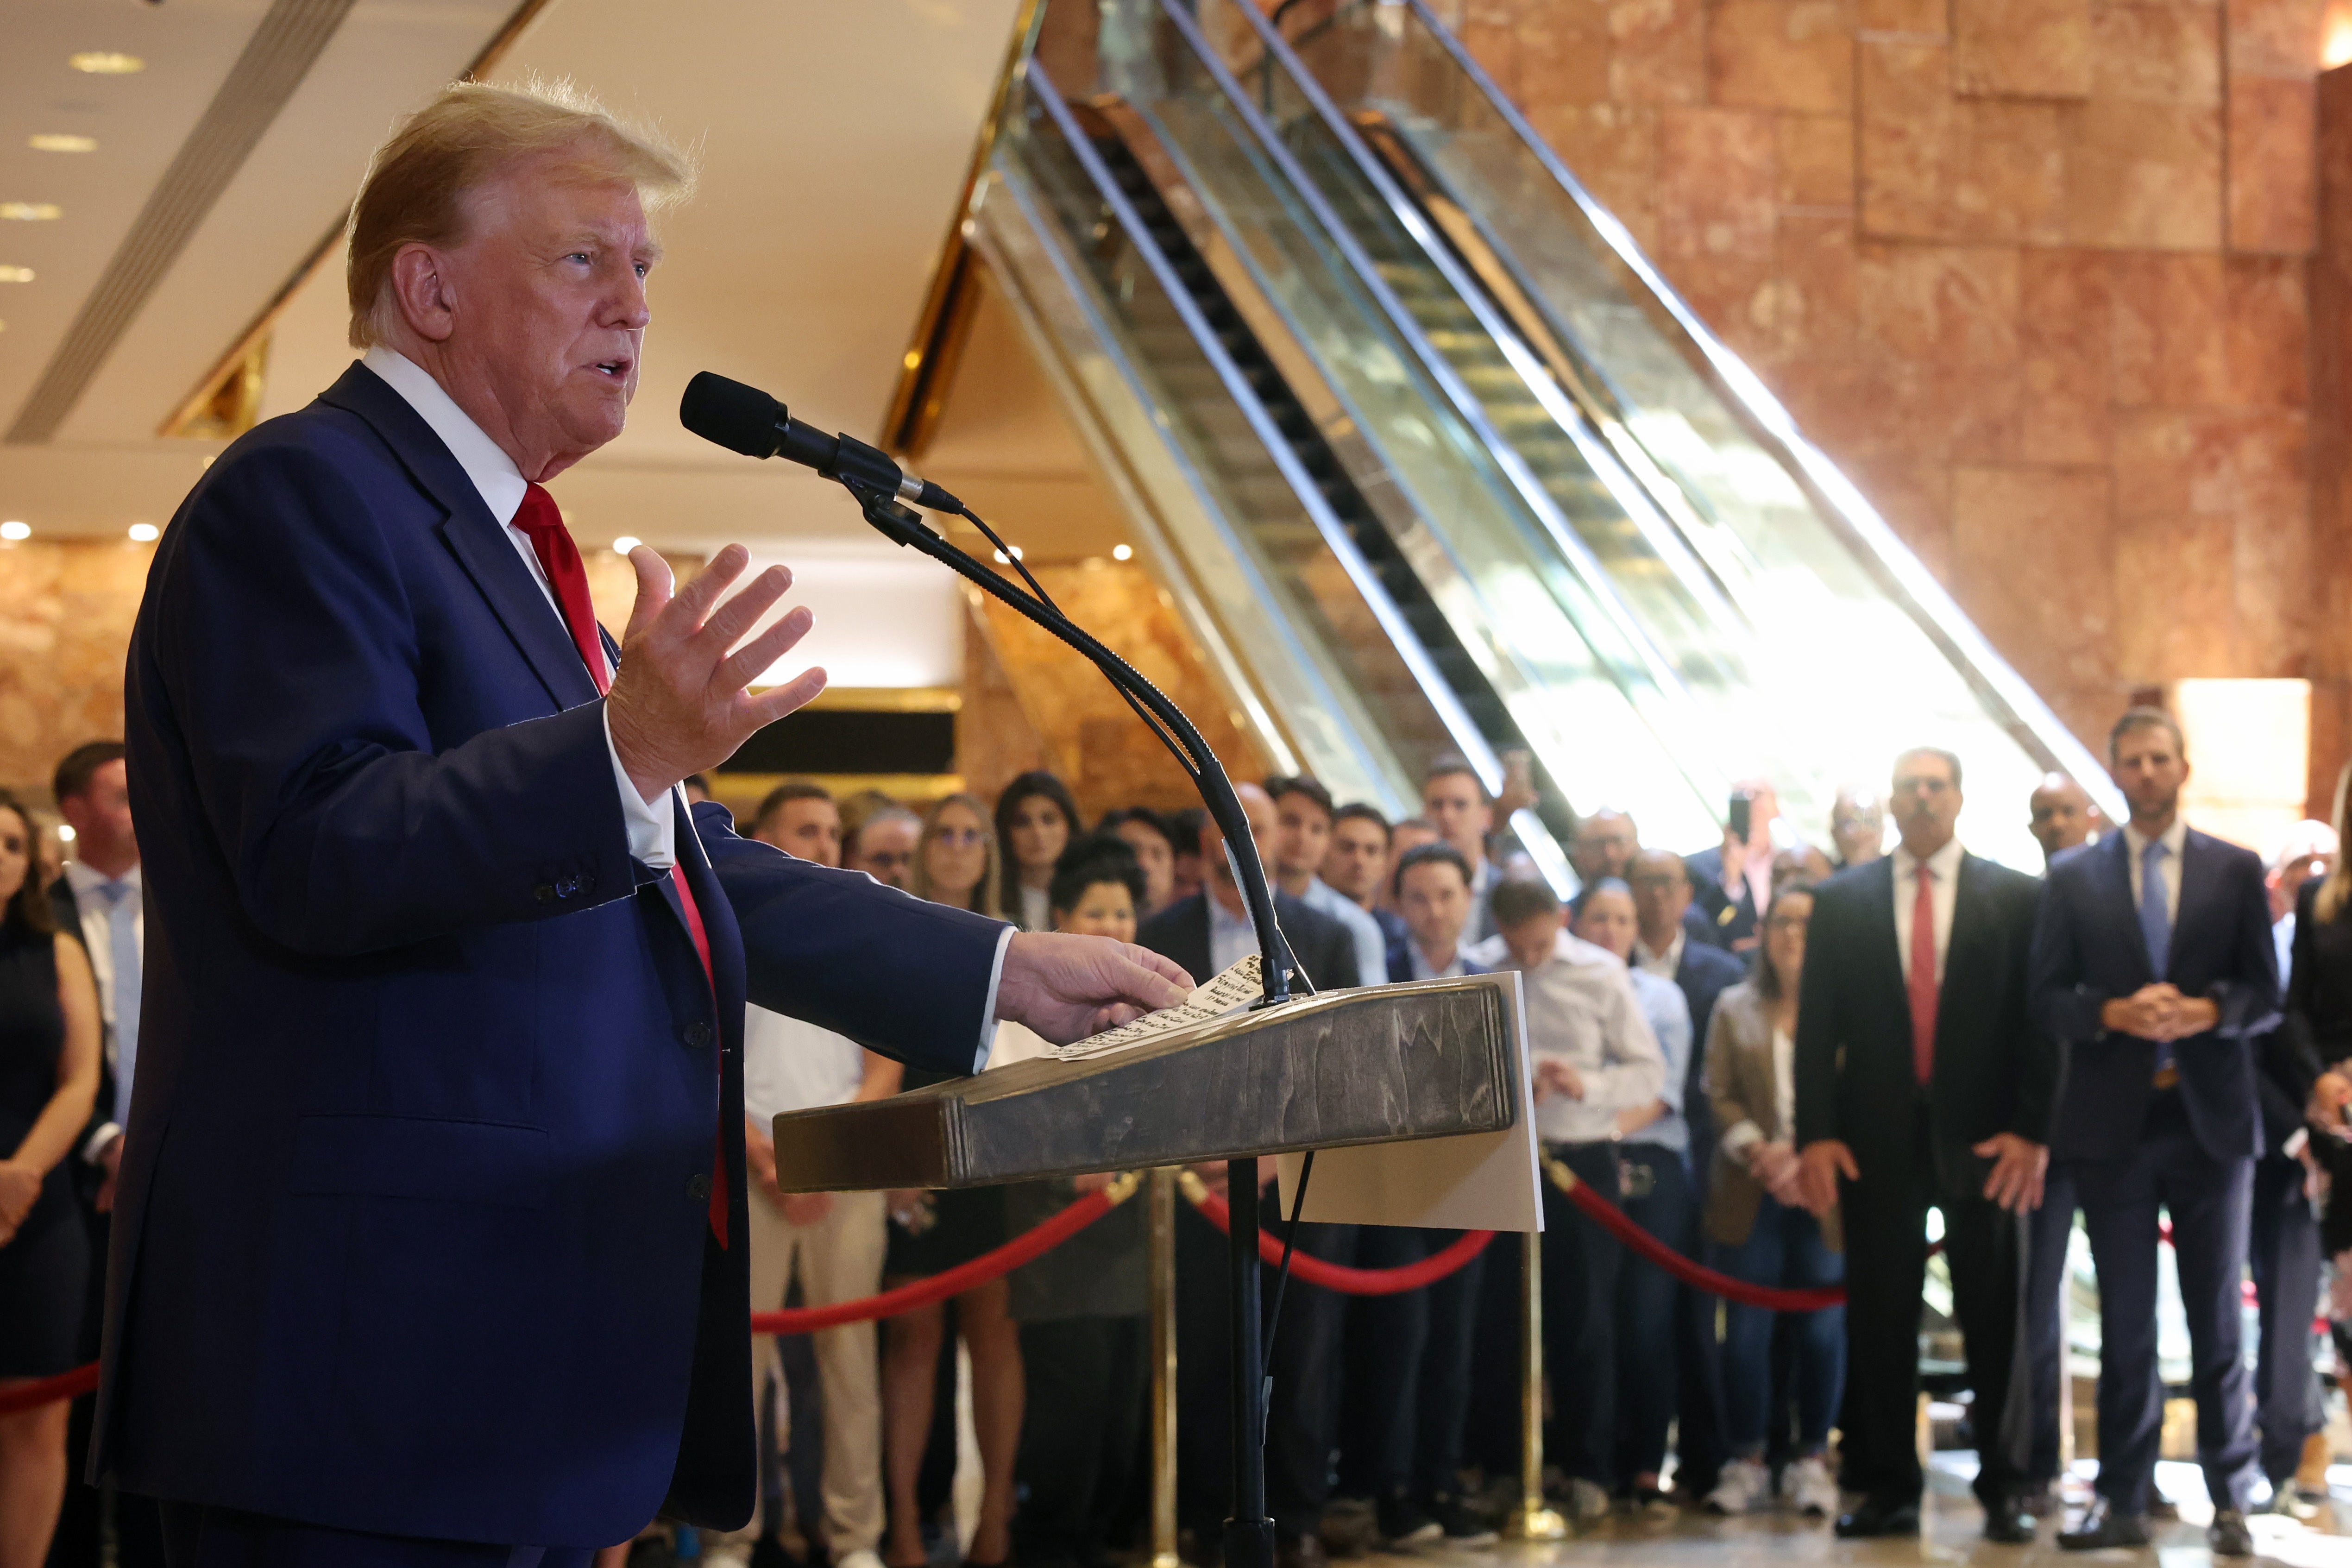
[1437,0,2343,809]
[0,539,151,802]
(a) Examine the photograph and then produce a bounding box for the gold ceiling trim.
[159,0,563,441]
[878,0,1048,459]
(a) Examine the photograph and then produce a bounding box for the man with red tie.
[1793,748,2055,1543]
[98,80,1188,1567]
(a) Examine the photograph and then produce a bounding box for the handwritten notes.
[1048,955,1264,1061]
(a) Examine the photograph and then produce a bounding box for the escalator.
[906,0,2116,868]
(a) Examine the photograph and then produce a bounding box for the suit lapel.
[1942,853,1995,1005]
[318,362,598,714]
[2096,831,2156,986]
[1859,856,1905,1001]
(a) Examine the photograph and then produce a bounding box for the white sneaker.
[1782,1455,1840,1518]
[699,1551,752,1568]
[1705,1458,1772,1516]
[836,1550,887,1568]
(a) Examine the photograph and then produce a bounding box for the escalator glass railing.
[1225,0,2117,865]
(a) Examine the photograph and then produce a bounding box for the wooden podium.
[769,972,1524,1192]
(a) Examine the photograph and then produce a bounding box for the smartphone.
[1727,790,1752,842]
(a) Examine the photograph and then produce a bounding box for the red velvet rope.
[0,1360,98,1417]
[1178,1178,1496,1293]
[750,1182,1126,1334]
[1547,1160,1849,1311]
[0,1184,1134,1415]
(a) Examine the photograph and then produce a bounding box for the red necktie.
[513,484,728,1245]
[1908,862,1938,1087]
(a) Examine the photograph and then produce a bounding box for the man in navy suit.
[2032,709,2279,1556]
[1625,847,1746,1499]
[99,82,1187,1567]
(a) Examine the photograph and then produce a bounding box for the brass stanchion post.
[1151,1167,1182,1568]
[1502,1228,1567,1541]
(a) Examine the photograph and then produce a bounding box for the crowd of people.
[6,705,2352,1567]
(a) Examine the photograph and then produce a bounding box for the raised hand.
[995,932,1192,1045]
[606,543,830,803]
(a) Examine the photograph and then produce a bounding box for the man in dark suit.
[1140,783,1356,1568]
[2031,708,2278,1556]
[1626,848,1747,1500]
[99,82,1187,1566]
[45,741,170,1568]
[1795,747,2053,1543]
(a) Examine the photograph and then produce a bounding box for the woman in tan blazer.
[1698,883,1847,1518]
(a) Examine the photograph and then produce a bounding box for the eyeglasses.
[933,827,989,848]
[1765,913,1809,931]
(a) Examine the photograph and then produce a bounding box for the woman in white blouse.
[1699,883,1845,1519]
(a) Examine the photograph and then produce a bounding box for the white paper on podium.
[1275,970,1543,1233]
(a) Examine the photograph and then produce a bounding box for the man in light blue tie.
[2029,709,2280,1556]
[48,738,165,1567]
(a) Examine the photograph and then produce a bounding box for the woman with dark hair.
[1699,882,1843,1520]
[883,793,1020,1568]
[995,772,1078,932]
[0,789,103,1566]
[1007,835,1153,1568]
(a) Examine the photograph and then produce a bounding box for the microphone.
[679,371,964,514]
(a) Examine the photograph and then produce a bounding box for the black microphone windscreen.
[680,372,785,459]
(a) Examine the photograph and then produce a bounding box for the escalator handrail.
[1167,0,1730,793]
[1211,2,1756,658]
[1068,104,1543,841]
[1390,0,2120,814]
[1018,65,1478,821]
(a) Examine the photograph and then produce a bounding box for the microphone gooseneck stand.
[847,479,1290,1568]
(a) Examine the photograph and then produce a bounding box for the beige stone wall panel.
[2227,76,2318,253]
[1709,0,1858,112]
[1953,0,2094,99]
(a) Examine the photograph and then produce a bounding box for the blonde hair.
[912,793,1002,915]
[345,77,695,348]
[2317,761,2352,924]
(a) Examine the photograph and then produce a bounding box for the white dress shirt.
[1625,969,1690,1157]
[1303,877,1387,988]
[1892,835,1965,986]
[742,1006,869,1125]
[363,346,672,869]
[2122,817,2189,924]
[1632,927,1684,981]
[1407,942,1466,981]
[364,348,1010,1068]
[1209,891,1259,976]
[1467,929,1666,1144]
[65,858,142,1159]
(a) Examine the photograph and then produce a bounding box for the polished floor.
[1405,1462,2352,1568]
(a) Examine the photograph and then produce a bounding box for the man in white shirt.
[1468,876,1665,1522]
[1268,776,1387,988]
[721,783,897,1568]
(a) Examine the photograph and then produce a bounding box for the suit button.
[555,875,581,899]
[687,1172,713,1202]
[534,883,556,904]
[681,1021,713,1048]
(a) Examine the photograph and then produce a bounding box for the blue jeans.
[1613,1146,1693,1481]
[1711,1199,1844,1457]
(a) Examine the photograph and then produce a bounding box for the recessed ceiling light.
[29,134,97,153]
[0,267,34,283]
[1112,542,1133,560]
[0,522,30,541]
[128,523,159,543]
[612,535,641,553]
[0,204,62,222]
[69,52,145,74]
